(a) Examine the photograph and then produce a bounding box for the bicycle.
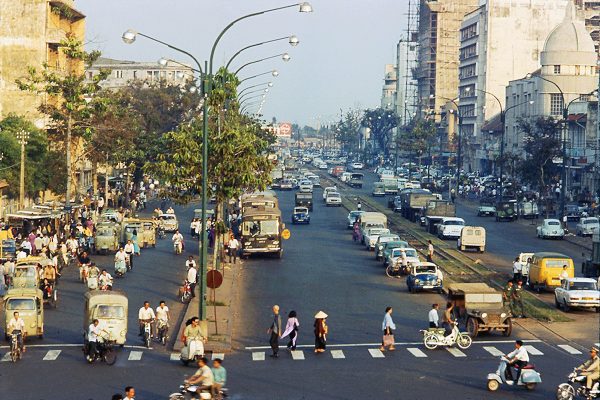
[10,331,23,362]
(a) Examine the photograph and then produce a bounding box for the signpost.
[207,269,224,334]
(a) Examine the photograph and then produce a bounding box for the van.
[528,252,574,291]
[358,212,387,243]
[457,226,486,252]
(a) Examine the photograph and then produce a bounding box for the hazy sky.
[77,0,408,127]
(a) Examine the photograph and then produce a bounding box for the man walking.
[427,240,434,262]
[511,280,525,318]
[512,257,522,283]
[186,258,198,298]
[228,236,239,264]
[428,303,440,328]
[267,305,281,358]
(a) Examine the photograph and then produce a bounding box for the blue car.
[291,207,310,224]
[406,262,443,293]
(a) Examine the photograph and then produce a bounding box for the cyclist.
[7,311,26,352]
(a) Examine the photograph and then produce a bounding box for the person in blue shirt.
[380,306,396,352]
[211,358,227,398]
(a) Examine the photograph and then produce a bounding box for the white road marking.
[291,350,304,360]
[525,345,544,356]
[212,353,225,360]
[1,353,11,362]
[483,346,504,357]
[368,349,385,358]
[595,343,600,348]
[252,352,265,361]
[446,347,466,357]
[128,351,143,361]
[558,345,582,355]
[170,353,181,361]
[43,350,61,360]
[330,350,345,359]
[407,347,427,358]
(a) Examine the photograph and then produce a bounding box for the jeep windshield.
[464,293,503,309]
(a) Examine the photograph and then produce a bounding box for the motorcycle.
[157,227,166,239]
[487,356,542,391]
[114,260,127,278]
[142,320,152,348]
[10,331,23,362]
[87,269,99,290]
[79,263,89,283]
[174,240,183,255]
[83,334,117,365]
[169,382,228,400]
[556,368,600,400]
[421,322,472,350]
[156,320,169,346]
[180,337,205,366]
[181,280,193,303]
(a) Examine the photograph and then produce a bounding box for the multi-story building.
[0,0,85,125]
[505,3,597,196]
[87,57,194,89]
[458,0,569,173]
[575,0,600,54]
[395,38,418,124]
[381,64,397,110]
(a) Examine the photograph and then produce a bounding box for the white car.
[374,234,401,260]
[299,180,314,193]
[306,174,321,187]
[554,278,600,312]
[363,228,391,250]
[536,219,565,239]
[437,217,465,240]
[389,247,420,268]
[351,162,364,170]
[325,192,342,207]
[576,217,599,237]
[323,186,338,201]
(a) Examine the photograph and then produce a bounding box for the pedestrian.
[427,240,434,262]
[111,394,123,400]
[124,386,135,400]
[511,280,525,318]
[228,236,239,264]
[442,302,454,337]
[428,303,440,328]
[562,214,568,230]
[131,230,141,256]
[267,305,281,358]
[357,200,361,211]
[187,258,198,298]
[503,281,514,307]
[512,257,522,283]
[313,310,328,354]
[560,265,570,283]
[281,310,300,351]
[380,306,396,352]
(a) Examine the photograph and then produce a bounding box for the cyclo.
[83,290,128,347]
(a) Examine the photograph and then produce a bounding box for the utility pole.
[16,130,29,209]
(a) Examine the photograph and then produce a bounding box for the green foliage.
[406,118,437,157]
[334,109,362,154]
[361,108,398,155]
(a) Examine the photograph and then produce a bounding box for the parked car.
[495,200,517,222]
[388,247,420,272]
[347,210,365,229]
[325,192,342,207]
[374,234,401,261]
[323,186,338,201]
[536,219,564,239]
[291,207,310,224]
[576,217,599,237]
[528,252,574,291]
[298,180,313,193]
[477,199,496,216]
[565,203,581,221]
[382,240,409,266]
[437,217,465,240]
[406,262,443,293]
[363,228,391,251]
[554,278,600,312]
[306,174,321,187]
[351,162,364,170]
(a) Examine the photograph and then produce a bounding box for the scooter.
[487,356,542,391]
[79,263,89,283]
[156,320,169,346]
[421,322,472,350]
[168,382,228,400]
[174,241,183,255]
[180,337,205,366]
[556,368,599,400]
[114,261,127,278]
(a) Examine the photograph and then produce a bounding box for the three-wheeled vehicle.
[457,226,486,252]
[121,218,142,245]
[84,290,128,346]
[94,222,121,255]
[13,258,58,308]
[3,288,44,340]
[139,219,157,248]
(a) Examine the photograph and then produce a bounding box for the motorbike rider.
[442,302,454,337]
[98,269,113,290]
[172,230,184,253]
[124,240,135,270]
[114,247,127,274]
[211,358,227,398]
[504,340,529,384]
[87,318,108,358]
[576,347,600,392]
[155,300,170,339]
[183,317,206,347]
[138,301,156,338]
[7,311,26,352]
[185,357,214,392]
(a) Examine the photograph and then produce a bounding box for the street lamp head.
[289,35,300,47]
[268,82,274,87]
[264,88,269,93]
[282,53,291,62]
[429,94,435,99]
[529,100,534,105]
[158,57,169,67]
[272,70,279,77]
[122,29,137,44]
[525,73,533,79]
[465,87,471,92]
[299,2,313,12]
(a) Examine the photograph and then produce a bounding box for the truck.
[400,189,436,223]
[421,200,456,234]
[382,177,398,195]
[330,165,345,178]
[582,233,600,278]
[295,192,313,211]
[348,173,364,188]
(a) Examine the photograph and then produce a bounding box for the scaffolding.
[403,0,420,124]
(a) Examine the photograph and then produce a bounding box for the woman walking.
[281,311,300,351]
[313,311,328,353]
[380,306,396,352]
[131,229,141,256]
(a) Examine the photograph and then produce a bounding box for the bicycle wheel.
[104,350,117,365]
[385,265,399,278]
[10,347,18,362]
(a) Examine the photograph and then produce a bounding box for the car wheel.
[502,318,513,336]
[466,318,479,337]
[555,295,560,308]
[563,300,570,312]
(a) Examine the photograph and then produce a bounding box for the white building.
[395,38,418,124]
[381,64,397,110]
[87,57,194,88]
[458,0,570,173]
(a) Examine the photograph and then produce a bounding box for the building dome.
[540,1,596,67]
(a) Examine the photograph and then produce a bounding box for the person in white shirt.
[87,319,108,357]
[228,237,240,264]
[99,269,113,290]
[559,265,570,282]
[16,249,27,260]
[166,207,175,214]
[185,256,197,270]
[138,301,156,338]
[20,240,32,256]
[155,300,170,341]
[124,240,135,270]
[504,340,529,383]
[428,303,440,328]
[187,262,198,298]
[186,357,214,392]
[8,311,26,351]
[512,257,522,283]
[172,230,184,253]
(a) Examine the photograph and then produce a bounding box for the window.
[553,65,561,74]
[461,23,477,41]
[550,93,564,116]
[115,70,123,78]
[460,44,477,60]
[459,64,476,79]
[459,104,475,117]
[133,71,137,79]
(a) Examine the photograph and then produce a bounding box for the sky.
[76,0,409,127]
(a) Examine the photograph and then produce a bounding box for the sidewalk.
[173,258,241,354]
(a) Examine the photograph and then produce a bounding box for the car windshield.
[444,220,464,226]
[547,221,560,226]
[569,282,597,291]
[328,193,341,198]
[415,265,435,274]
[380,236,400,243]
[294,208,308,214]
[368,229,385,235]
[584,219,598,225]
[546,259,571,268]
[95,305,125,319]
[404,249,418,258]
[349,212,362,219]
[243,220,279,236]
[7,298,35,310]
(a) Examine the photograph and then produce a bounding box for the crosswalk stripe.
[252,352,265,361]
[128,351,143,361]
[595,343,600,348]
[1,353,11,362]
[368,349,385,358]
[446,347,466,357]
[212,353,225,360]
[291,350,304,360]
[43,350,61,360]
[407,347,427,358]
[525,345,544,356]
[170,353,181,361]
[483,346,504,357]
[330,350,345,359]
[558,345,582,355]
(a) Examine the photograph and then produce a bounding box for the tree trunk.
[92,159,98,194]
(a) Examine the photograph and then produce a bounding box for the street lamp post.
[234,53,290,75]
[16,130,29,209]
[225,35,299,70]
[238,70,279,85]
[433,95,462,201]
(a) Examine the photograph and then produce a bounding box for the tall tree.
[334,109,362,154]
[361,108,398,156]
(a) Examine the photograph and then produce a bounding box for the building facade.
[381,64,397,110]
[459,0,570,173]
[87,57,194,89]
[0,0,85,125]
[575,0,600,54]
[395,38,419,124]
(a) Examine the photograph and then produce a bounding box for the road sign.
[279,123,292,137]
[207,270,223,289]
[282,229,291,240]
